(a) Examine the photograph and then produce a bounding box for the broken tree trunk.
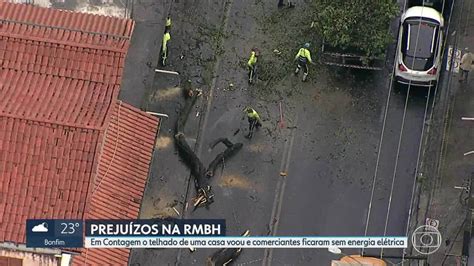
[174,89,243,208]
[174,88,213,207]
[207,230,250,266]
[206,138,243,178]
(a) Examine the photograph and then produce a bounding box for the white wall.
[0,249,60,266]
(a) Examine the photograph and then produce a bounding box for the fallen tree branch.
[207,230,250,266]
[174,88,213,208]
[206,138,243,178]
[174,89,242,209]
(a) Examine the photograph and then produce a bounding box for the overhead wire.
[362,1,401,244]
[381,0,428,248]
[363,0,447,263]
[402,0,457,264]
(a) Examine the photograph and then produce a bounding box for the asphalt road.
[124,0,446,265]
[263,70,437,265]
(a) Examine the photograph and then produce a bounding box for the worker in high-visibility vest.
[294,43,315,81]
[244,107,262,139]
[247,48,259,84]
[165,16,172,32]
[161,29,171,66]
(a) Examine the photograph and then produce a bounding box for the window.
[401,17,440,71]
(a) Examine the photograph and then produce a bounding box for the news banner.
[26,219,407,249]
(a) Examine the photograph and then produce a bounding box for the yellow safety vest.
[296,48,313,63]
[247,109,260,120]
[162,32,171,52]
[248,51,257,67]
[166,18,172,27]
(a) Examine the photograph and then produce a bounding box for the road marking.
[175,0,235,264]
[403,2,457,263]
[262,115,298,266]
[381,7,439,258]
[409,2,458,260]
[363,46,397,245]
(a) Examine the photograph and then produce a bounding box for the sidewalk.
[415,0,474,264]
[119,0,167,107]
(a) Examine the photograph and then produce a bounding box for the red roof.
[0,117,100,242]
[0,2,133,53]
[0,1,134,129]
[86,102,158,220]
[73,102,158,266]
[0,3,159,265]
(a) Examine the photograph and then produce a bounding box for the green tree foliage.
[313,0,399,57]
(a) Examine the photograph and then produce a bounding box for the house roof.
[73,101,158,266]
[0,1,134,129]
[86,102,158,220]
[0,117,101,242]
[0,2,134,53]
[0,3,159,265]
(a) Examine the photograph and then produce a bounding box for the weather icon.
[32,222,48,233]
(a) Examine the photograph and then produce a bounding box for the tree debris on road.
[174,88,243,209]
[206,138,243,178]
[207,230,250,266]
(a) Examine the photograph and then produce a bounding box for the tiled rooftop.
[0,2,134,52]
[0,68,118,128]
[87,102,158,220]
[74,102,158,266]
[0,117,100,243]
[0,0,133,129]
[0,3,159,265]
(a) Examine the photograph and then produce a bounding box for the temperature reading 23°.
[61,222,80,235]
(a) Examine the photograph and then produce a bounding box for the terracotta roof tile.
[74,248,130,266]
[0,3,159,266]
[73,102,158,266]
[0,117,98,243]
[0,2,134,52]
[0,40,122,128]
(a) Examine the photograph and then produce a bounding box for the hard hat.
[304,43,310,48]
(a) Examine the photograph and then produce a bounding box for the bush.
[312,0,399,57]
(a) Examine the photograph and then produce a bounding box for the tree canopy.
[313,0,399,57]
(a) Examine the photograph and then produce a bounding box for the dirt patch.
[315,88,353,117]
[139,192,182,219]
[246,143,271,153]
[334,126,355,146]
[155,136,172,149]
[150,86,182,101]
[217,174,260,192]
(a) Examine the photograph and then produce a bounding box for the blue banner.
[85,219,226,237]
[26,219,83,248]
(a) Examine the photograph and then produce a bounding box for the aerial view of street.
[0,0,473,265]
